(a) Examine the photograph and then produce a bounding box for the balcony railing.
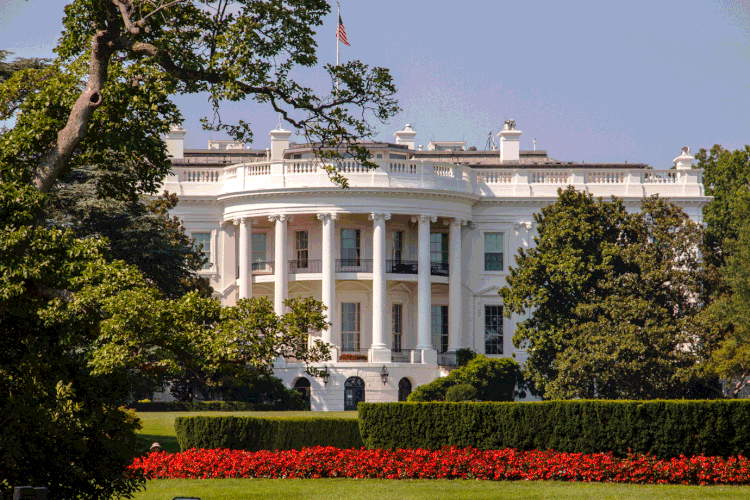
[431,261,449,277]
[336,259,373,273]
[288,259,322,274]
[387,260,418,274]
[251,261,274,273]
[438,352,458,367]
[391,349,419,363]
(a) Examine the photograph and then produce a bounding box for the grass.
[135,411,357,453]
[131,479,750,500]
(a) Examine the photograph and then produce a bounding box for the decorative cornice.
[268,214,287,222]
[368,213,392,222]
[411,215,438,224]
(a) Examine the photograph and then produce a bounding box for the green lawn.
[132,479,750,500]
[135,411,357,453]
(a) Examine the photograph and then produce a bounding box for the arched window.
[344,376,365,410]
[398,377,412,402]
[294,377,311,409]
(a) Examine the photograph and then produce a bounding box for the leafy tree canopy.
[500,187,706,399]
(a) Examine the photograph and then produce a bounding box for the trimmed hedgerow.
[128,400,306,412]
[358,400,750,459]
[175,416,363,452]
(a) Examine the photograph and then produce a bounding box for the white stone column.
[369,212,391,362]
[270,214,288,314]
[414,214,437,364]
[448,219,465,352]
[317,213,338,351]
[238,217,252,299]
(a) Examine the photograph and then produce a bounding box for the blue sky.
[1,0,748,167]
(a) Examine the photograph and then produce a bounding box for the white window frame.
[190,230,216,273]
[480,229,507,274]
[484,304,504,355]
[251,231,269,272]
[341,302,361,352]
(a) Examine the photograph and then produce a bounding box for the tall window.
[430,233,448,264]
[485,305,503,354]
[431,305,448,353]
[252,233,266,271]
[392,230,404,262]
[192,232,211,269]
[295,230,308,269]
[341,229,361,265]
[341,302,361,351]
[484,232,504,271]
[392,304,403,352]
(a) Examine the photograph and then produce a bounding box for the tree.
[407,356,523,402]
[48,166,211,299]
[500,187,705,399]
[0,2,397,498]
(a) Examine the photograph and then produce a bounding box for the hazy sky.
[1,0,748,167]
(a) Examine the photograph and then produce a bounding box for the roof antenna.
[277,113,283,130]
[485,131,496,151]
[533,138,537,151]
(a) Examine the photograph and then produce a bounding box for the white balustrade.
[182,169,221,182]
[226,167,237,180]
[245,163,272,176]
[389,161,418,174]
[477,170,513,184]
[286,161,318,174]
[643,171,680,184]
[587,171,626,184]
[529,171,570,184]
[434,165,453,177]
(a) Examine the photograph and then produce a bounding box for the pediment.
[289,281,316,295]
[475,285,504,297]
[388,282,413,295]
[336,280,372,293]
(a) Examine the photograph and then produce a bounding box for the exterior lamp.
[380,366,389,385]
[321,366,330,385]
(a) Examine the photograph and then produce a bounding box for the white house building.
[162,120,708,411]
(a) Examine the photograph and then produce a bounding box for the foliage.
[168,373,307,409]
[174,416,363,451]
[130,446,750,485]
[408,355,523,402]
[358,400,750,459]
[455,348,477,367]
[47,167,211,299]
[445,384,478,402]
[500,187,705,399]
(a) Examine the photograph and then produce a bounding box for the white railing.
[246,163,272,176]
[167,162,702,199]
[529,171,570,184]
[182,169,221,182]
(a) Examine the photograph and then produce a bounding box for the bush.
[445,384,478,402]
[408,355,522,402]
[128,400,306,412]
[358,400,750,458]
[456,348,477,367]
[175,416,363,451]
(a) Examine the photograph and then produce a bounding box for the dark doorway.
[398,377,412,402]
[344,376,365,410]
[294,377,311,409]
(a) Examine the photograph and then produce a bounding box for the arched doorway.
[344,376,365,410]
[398,377,412,402]
[294,377,311,409]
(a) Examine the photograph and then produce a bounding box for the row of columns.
[234,213,467,362]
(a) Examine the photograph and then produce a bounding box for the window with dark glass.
[341,302,361,352]
[431,305,449,353]
[295,230,308,268]
[192,232,211,269]
[392,230,403,262]
[251,233,267,271]
[430,232,448,264]
[340,229,361,266]
[485,305,503,354]
[484,232,504,271]
[392,304,403,352]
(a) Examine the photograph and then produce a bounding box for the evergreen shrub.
[358,400,750,458]
[175,416,363,451]
[445,384,478,402]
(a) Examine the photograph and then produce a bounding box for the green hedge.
[175,416,363,451]
[358,400,750,458]
[128,401,304,412]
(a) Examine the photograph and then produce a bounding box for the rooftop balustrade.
[164,158,705,199]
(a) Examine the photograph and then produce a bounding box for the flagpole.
[336,2,340,92]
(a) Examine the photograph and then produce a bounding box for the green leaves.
[501,187,706,399]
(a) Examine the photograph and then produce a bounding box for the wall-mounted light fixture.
[380,365,389,385]
[321,365,330,385]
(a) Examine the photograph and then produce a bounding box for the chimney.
[674,146,695,170]
[497,119,522,162]
[393,124,417,150]
[165,124,186,159]
[269,125,292,160]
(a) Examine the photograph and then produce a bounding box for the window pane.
[252,233,266,269]
[193,232,211,269]
[430,233,448,263]
[485,305,503,355]
[341,302,360,351]
[484,233,503,271]
[341,229,360,262]
[392,231,403,261]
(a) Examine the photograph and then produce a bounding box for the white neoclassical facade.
[162,121,708,411]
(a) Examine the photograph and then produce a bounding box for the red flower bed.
[129,447,750,485]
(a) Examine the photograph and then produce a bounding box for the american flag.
[336,14,350,46]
